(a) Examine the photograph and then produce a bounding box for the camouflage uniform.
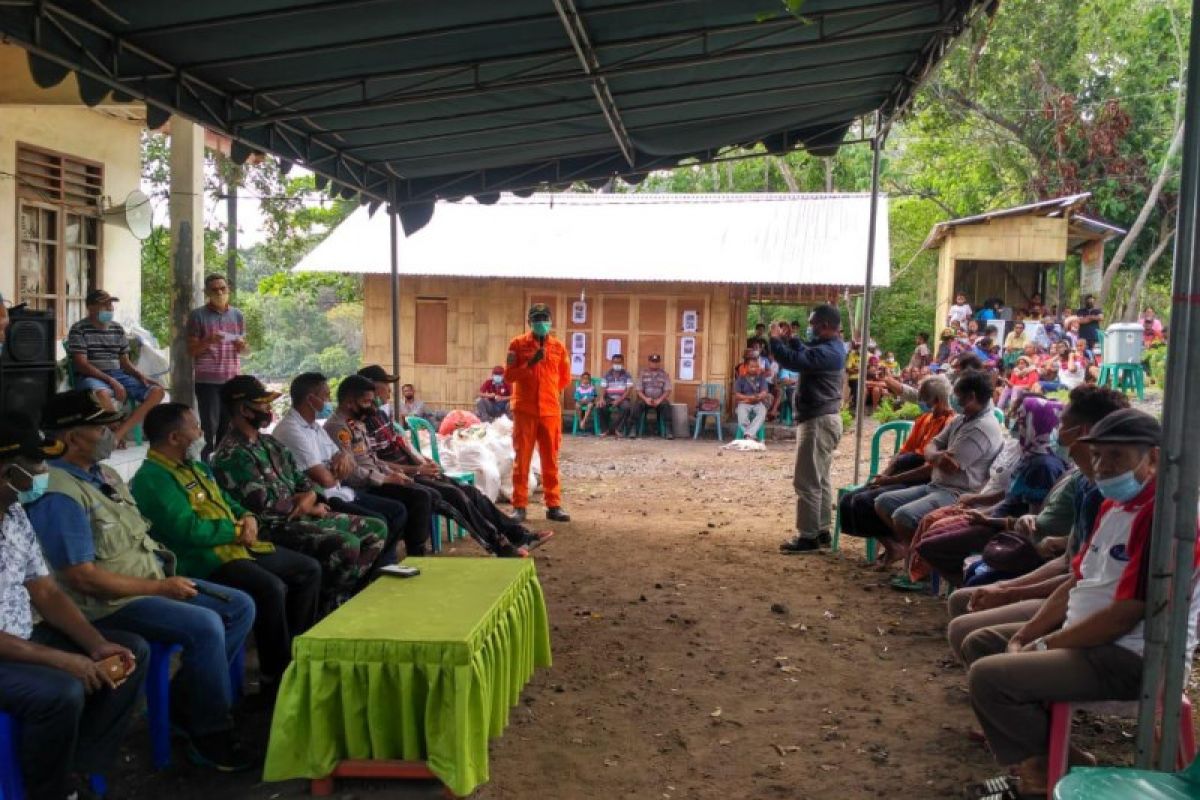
[212,428,386,608]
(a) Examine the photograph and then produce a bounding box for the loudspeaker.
[1,307,57,426]
[3,307,56,366]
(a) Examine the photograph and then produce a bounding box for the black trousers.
[413,474,531,553]
[603,399,631,434]
[364,483,437,555]
[632,399,671,436]
[326,493,407,565]
[838,453,927,541]
[209,547,321,681]
[0,627,148,800]
[195,382,229,462]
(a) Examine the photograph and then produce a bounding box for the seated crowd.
[0,358,555,797]
[839,347,1194,796]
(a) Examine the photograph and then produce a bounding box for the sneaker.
[187,733,256,772]
[817,531,832,548]
[779,537,822,554]
[520,529,556,551]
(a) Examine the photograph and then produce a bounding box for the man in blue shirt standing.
[769,304,847,554]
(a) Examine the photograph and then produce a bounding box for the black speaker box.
[1,307,57,426]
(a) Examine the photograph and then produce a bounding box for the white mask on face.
[186,436,205,462]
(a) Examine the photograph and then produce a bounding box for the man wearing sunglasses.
[188,273,248,460]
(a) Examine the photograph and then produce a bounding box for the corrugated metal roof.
[295,192,890,287]
[922,193,1094,250]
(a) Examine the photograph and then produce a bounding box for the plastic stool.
[0,712,107,798]
[1047,694,1196,798]
[1098,363,1146,400]
[146,640,248,769]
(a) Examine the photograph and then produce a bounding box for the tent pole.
[389,209,401,382]
[852,112,883,487]
[1056,260,1065,324]
[1135,0,1200,769]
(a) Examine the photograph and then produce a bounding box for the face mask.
[492,375,504,385]
[1096,469,1146,503]
[98,310,114,324]
[950,395,964,414]
[805,327,814,340]
[185,436,205,462]
[531,320,552,337]
[8,467,48,505]
[247,408,273,429]
[1048,429,1071,461]
[613,365,624,372]
[918,401,931,413]
[356,404,374,420]
[91,427,116,462]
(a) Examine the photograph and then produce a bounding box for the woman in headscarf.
[899,397,1068,590]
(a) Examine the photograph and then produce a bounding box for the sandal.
[523,530,555,551]
[889,575,929,592]
[965,775,1015,799]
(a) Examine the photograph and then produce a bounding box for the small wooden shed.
[298,192,890,412]
[923,193,1124,329]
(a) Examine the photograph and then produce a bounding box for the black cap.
[0,416,64,461]
[1079,408,1161,446]
[220,375,282,406]
[85,289,119,305]
[649,353,662,362]
[528,302,552,320]
[357,365,399,383]
[42,390,126,429]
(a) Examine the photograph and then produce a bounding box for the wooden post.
[168,118,205,405]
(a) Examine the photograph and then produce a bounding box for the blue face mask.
[949,395,964,414]
[1048,429,1071,461]
[1096,469,1146,503]
[323,401,335,417]
[98,310,114,324]
[10,468,48,505]
[918,401,931,413]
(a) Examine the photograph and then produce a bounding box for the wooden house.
[298,193,890,413]
[923,193,1124,331]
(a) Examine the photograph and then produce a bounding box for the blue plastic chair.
[1,713,108,798]
[146,640,246,769]
[691,383,726,441]
[832,420,913,563]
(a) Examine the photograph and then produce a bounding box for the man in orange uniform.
[505,303,571,523]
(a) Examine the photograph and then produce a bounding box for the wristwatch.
[1032,637,1049,652]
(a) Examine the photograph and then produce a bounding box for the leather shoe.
[509,507,527,523]
[546,507,571,522]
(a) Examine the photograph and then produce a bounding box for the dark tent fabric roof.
[0,0,991,231]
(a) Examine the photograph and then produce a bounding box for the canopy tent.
[296,192,891,288]
[0,0,990,231]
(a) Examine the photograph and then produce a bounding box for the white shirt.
[948,303,973,327]
[271,408,357,502]
[1,503,50,640]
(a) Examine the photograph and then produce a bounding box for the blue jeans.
[77,369,152,403]
[874,484,960,531]
[94,579,255,735]
[0,628,148,799]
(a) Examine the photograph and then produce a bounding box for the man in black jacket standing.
[770,304,847,554]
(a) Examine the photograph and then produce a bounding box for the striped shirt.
[187,305,244,385]
[66,318,128,373]
[637,367,672,399]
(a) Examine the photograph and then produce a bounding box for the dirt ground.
[112,422,1157,800]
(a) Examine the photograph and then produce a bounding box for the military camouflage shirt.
[212,428,314,517]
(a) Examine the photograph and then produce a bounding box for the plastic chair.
[992,407,1005,426]
[691,383,725,441]
[1051,695,1197,799]
[832,420,913,563]
[1,712,108,799]
[570,378,602,436]
[146,641,247,769]
[635,405,670,438]
[779,387,795,426]
[406,416,472,548]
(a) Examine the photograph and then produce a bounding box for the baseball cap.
[357,365,399,383]
[492,366,505,375]
[528,302,552,320]
[85,289,119,305]
[1078,408,1161,446]
[649,353,662,362]
[219,375,282,405]
[0,416,64,461]
[42,390,127,429]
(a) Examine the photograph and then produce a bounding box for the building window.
[15,144,104,336]
[414,298,448,365]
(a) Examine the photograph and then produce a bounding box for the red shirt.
[478,378,512,398]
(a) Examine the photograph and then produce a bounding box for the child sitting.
[575,372,598,432]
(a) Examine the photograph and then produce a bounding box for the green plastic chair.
[1098,363,1146,400]
[734,406,768,442]
[832,420,913,563]
[635,404,670,438]
[62,339,144,445]
[570,378,603,436]
[692,383,725,441]
[993,407,1005,426]
[1055,756,1200,799]
[778,386,795,426]
[406,415,475,550]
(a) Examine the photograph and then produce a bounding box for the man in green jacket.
[130,401,322,702]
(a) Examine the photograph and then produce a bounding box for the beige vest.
[46,464,174,620]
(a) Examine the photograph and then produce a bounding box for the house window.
[414,298,448,365]
[15,144,104,336]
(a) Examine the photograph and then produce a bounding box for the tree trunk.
[772,156,800,192]
[1100,121,1185,302]
[1124,224,1175,320]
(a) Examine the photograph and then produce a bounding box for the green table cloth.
[263,557,552,796]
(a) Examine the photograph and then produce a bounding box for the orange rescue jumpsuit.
[505,331,570,509]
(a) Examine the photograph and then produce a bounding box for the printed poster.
[682,310,698,332]
[572,301,588,324]
[679,357,695,381]
[680,336,696,358]
[605,338,622,360]
[570,353,586,376]
[571,332,586,354]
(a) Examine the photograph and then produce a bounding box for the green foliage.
[896,402,922,421]
[872,401,922,424]
[256,271,361,305]
[1144,342,1169,386]
[840,407,854,431]
[1046,389,1071,404]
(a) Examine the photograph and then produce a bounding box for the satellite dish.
[101,189,153,240]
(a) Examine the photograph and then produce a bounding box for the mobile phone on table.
[380,564,421,578]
